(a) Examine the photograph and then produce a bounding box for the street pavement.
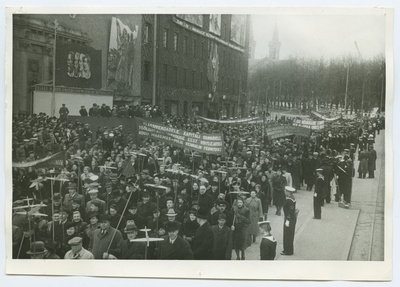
[237,131,385,261]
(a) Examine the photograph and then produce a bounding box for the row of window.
[143,23,245,71]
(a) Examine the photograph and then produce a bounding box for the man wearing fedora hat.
[65,236,94,259]
[211,213,233,260]
[121,223,146,259]
[89,213,123,259]
[192,208,214,260]
[159,221,193,260]
[26,241,46,259]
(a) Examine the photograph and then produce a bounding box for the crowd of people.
[78,103,163,118]
[11,106,384,260]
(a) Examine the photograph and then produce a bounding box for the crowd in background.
[11,105,384,260]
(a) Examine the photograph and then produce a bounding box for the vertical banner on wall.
[209,14,221,36]
[107,17,138,92]
[230,15,246,46]
[207,41,219,95]
[55,41,102,89]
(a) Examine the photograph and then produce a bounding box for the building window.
[144,61,151,82]
[183,36,188,55]
[163,29,168,48]
[173,66,178,87]
[192,39,196,58]
[173,33,178,52]
[144,24,150,44]
[163,64,168,85]
[191,71,195,89]
[183,68,187,87]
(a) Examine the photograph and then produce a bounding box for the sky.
[251,13,386,60]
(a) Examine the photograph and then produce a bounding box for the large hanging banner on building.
[230,15,246,46]
[209,14,221,36]
[107,17,138,92]
[266,125,311,141]
[135,118,224,155]
[207,41,219,95]
[55,41,102,89]
[12,151,66,168]
[196,115,262,124]
[176,14,204,27]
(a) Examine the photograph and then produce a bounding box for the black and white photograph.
[3,5,394,282]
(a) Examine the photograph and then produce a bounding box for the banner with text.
[13,151,66,169]
[196,115,262,124]
[135,118,224,155]
[266,125,311,141]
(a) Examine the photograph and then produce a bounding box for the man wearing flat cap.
[89,213,123,259]
[211,213,233,260]
[65,236,94,259]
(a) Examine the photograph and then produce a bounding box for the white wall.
[33,90,113,116]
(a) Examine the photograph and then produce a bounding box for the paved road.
[236,130,385,261]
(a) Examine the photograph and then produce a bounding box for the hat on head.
[188,208,197,215]
[88,188,99,194]
[124,223,139,233]
[196,208,208,220]
[258,220,272,231]
[128,203,137,210]
[109,173,118,180]
[68,182,77,189]
[99,213,111,222]
[44,240,57,252]
[218,213,227,220]
[164,221,181,232]
[313,152,319,156]
[285,186,296,193]
[142,191,150,198]
[65,221,76,230]
[216,200,227,206]
[68,237,83,246]
[87,212,99,219]
[166,209,177,217]
[26,241,46,255]
[53,193,61,202]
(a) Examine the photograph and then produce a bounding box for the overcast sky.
[251,14,386,60]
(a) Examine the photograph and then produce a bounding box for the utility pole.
[51,19,59,117]
[238,73,241,117]
[152,15,158,106]
[344,64,349,114]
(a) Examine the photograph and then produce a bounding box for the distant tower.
[268,23,281,60]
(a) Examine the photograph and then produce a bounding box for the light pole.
[51,19,59,117]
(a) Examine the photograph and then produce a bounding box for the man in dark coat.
[335,157,353,207]
[368,145,377,178]
[320,157,334,204]
[159,221,193,260]
[79,106,88,117]
[211,213,233,260]
[192,208,214,260]
[281,186,297,256]
[313,169,324,219]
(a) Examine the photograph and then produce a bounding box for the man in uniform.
[335,156,353,208]
[368,145,377,178]
[258,221,277,260]
[59,103,69,122]
[313,169,324,219]
[79,105,88,117]
[281,186,296,256]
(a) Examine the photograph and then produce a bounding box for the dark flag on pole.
[55,41,102,89]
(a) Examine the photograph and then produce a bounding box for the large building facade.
[13,14,250,118]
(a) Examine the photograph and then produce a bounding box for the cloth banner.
[266,125,310,141]
[56,41,102,89]
[311,111,341,122]
[135,118,224,155]
[107,17,138,92]
[12,151,65,168]
[196,115,262,124]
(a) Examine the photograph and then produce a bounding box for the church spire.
[269,23,281,60]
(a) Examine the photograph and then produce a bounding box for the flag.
[12,151,66,169]
[207,41,219,95]
[55,41,102,89]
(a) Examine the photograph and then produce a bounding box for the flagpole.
[51,19,59,117]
